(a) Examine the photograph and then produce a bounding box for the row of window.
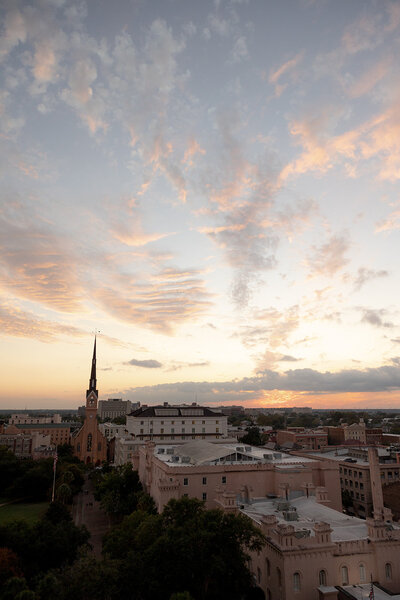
[139,420,220,425]
[183,476,227,486]
[137,435,220,440]
[139,428,219,434]
[262,561,393,591]
[291,563,393,591]
[340,467,364,477]
[340,478,364,490]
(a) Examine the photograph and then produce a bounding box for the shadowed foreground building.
[72,339,107,465]
[246,448,400,600]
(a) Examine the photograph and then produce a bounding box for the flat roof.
[302,447,394,466]
[154,440,315,467]
[242,496,370,541]
[340,584,400,599]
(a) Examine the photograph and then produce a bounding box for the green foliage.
[0,502,90,584]
[102,496,266,600]
[240,426,265,446]
[256,414,285,429]
[93,464,153,518]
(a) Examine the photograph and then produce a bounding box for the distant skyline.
[1,0,400,409]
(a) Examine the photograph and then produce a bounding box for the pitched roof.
[129,405,225,418]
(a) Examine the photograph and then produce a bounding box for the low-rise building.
[343,419,383,445]
[276,428,328,450]
[11,423,73,446]
[292,446,400,518]
[9,413,62,424]
[0,428,52,459]
[127,403,228,443]
[138,439,341,512]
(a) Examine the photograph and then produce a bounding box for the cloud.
[126,358,163,368]
[231,36,248,63]
[0,200,83,312]
[353,267,388,291]
[360,308,394,329]
[269,52,303,97]
[0,300,85,342]
[306,234,349,278]
[121,363,400,404]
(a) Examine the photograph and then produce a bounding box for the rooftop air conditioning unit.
[181,456,190,463]
[245,446,252,452]
[236,447,245,452]
[263,454,274,461]
[172,456,180,462]
[273,452,282,459]
[157,448,165,454]
[166,448,174,454]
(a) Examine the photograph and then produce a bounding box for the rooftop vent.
[166,448,174,455]
[245,446,252,452]
[236,447,245,452]
[263,454,274,461]
[273,452,282,459]
[157,448,165,454]
[171,455,180,462]
[181,456,191,463]
[283,508,298,521]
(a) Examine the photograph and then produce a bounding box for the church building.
[72,338,107,465]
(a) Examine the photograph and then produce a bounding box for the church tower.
[72,338,107,465]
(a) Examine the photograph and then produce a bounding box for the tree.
[93,464,147,518]
[240,427,265,446]
[102,497,266,600]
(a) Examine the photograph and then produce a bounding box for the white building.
[126,403,228,443]
[99,422,128,440]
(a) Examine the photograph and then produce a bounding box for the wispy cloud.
[126,358,163,368]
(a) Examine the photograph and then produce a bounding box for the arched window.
[267,589,271,600]
[257,567,261,584]
[341,566,349,585]
[359,564,366,583]
[319,570,327,586]
[266,558,270,577]
[293,572,301,592]
[277,567,282,587]
[77,443,80,452]
[87,433,92,452]
[385,563,392,580]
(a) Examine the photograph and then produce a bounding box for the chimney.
[368,447,392,521]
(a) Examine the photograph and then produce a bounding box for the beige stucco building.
[246,448,400,600]
[137,440,341,512]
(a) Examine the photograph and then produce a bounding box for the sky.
[1,0,400,410]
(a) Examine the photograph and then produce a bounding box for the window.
[293,572,301,592]
[140,421,144,425]
[183,493,188,497]
[86,433,92,452]
[319,570,327,586]
[216,420,219,424]
[182,421,185,424]
[277,568,282,587]
[192,420,195,424]
[266,558,270,577]
[171,428,174,433]
[202,420,205,424]
[216,427,219,433]
[171,421,174,424]
[360,483,364,490]
[341,566,349,585]
[222,476,226,484]
[192,428,195,433]
[202,428,205,433]
[257,567,261,584]
[140,429,144,434]
[98,442,101,451]
[183,478,188,486]
[202,477,207,485]
[202,492,207,500]
[182,428,185,433]
[161,428,164,433]
[359,471,363,478]
[359,564,366,583]
[344,468,348,474]
[385,563,392,580]
[161,421,164,424]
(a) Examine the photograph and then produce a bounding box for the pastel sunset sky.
[1,0,400,409]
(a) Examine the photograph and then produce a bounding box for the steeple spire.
[86,336,98,398]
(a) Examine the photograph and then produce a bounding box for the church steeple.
[86,337,98,399]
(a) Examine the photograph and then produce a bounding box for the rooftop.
[242,495,370,541]
[153,440,315,467]
[301,447,394,466]
[130,404,225,418]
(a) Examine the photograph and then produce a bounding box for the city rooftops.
[129,404,225,418]
[242,495,371,542]
[153,440,314,467]
[300,447,394,466]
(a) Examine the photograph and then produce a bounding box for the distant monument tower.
[72,338,107,465]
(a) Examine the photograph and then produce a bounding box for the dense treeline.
[1,497,265,600]
[0,444,85,503]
